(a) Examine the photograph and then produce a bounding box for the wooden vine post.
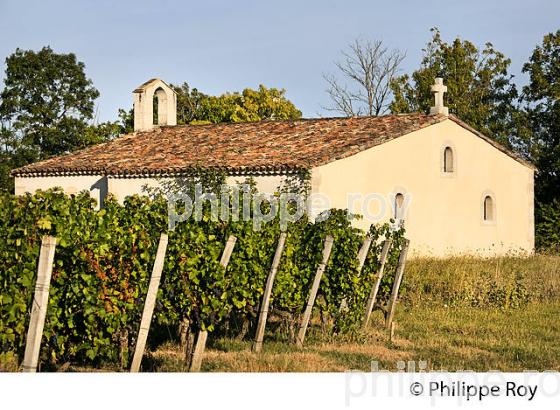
[253,232,287,353]
[339,235,372,312]
[385,239,410,330]
[130,233,169,372]
[188,330,208,372]
[179,317,194,363]
[362,239,393,329]
[21,236,57,372]
[189,235,237,372]
[296,235,334,348]
[357,235,373,271]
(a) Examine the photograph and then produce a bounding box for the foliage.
[277,169,312,197]
[0,47,101,157]
[243,85,301,122]
[173,83,209,125]
[0,189,405,369]
[0,47,120,192]
[390,28,520,147]
[80,256,560,372]
[535,200,560,252]
[308,210,406,333]
[117,108,134,135]
[185,84,302,124]
[0,126,21,192]
[521,30,560,250]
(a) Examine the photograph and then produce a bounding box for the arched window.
[153,87,168,125]
[394,193,404,219]
[443,146,454,173]
[483,195,494,222]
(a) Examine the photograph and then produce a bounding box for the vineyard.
[0,189,407,371]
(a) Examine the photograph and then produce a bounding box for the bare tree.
[323,39,406,116]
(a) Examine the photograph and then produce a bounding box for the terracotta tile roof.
[11,113,532,177]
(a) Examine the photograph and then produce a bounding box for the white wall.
[14,175,107,207]
[14,174,286,205]
[310,119,535,257]
[106,175,285,202]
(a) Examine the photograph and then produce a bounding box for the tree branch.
[324,39,406,117]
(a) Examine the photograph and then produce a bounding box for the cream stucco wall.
[107,175,285,202]
[14,174,285,206]
[14,175,107,207]
[310,119,535,256]
[225,175,285,193]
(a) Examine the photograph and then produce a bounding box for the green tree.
[174,82,211,124]
[1,47,103,156]
[522,30,560,204]
[390,28,519,146]
[0,127,16,192]
[0,124,37,192]
[0,47,118,191]
[119,83,302,130]
[535,200,560,252]
[117,108,134,134]
[184,83,302,124]
[522,30,560,250]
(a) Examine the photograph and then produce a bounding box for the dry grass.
[204,351,343,372]
[403,254,560,307]
[140,255,560,373]
[0,352,19,372]
[143,330,414,372]
[141,302,560,372]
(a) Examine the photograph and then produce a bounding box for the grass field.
[140,302,560,372]
[142,254,560,372]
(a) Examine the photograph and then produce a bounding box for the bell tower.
[133,78,177,132]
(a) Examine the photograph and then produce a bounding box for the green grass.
[395,303,560,371]
[142,302,560,372]
[142,255,560,372]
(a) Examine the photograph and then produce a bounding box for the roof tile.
[13,113,531,176]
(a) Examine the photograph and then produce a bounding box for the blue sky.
[0,0,558,122]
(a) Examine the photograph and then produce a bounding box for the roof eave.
[12,165,310,178]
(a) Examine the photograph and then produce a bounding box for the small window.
[483,195,494,222]
[443,146,454,173]
[394,193,404,219]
